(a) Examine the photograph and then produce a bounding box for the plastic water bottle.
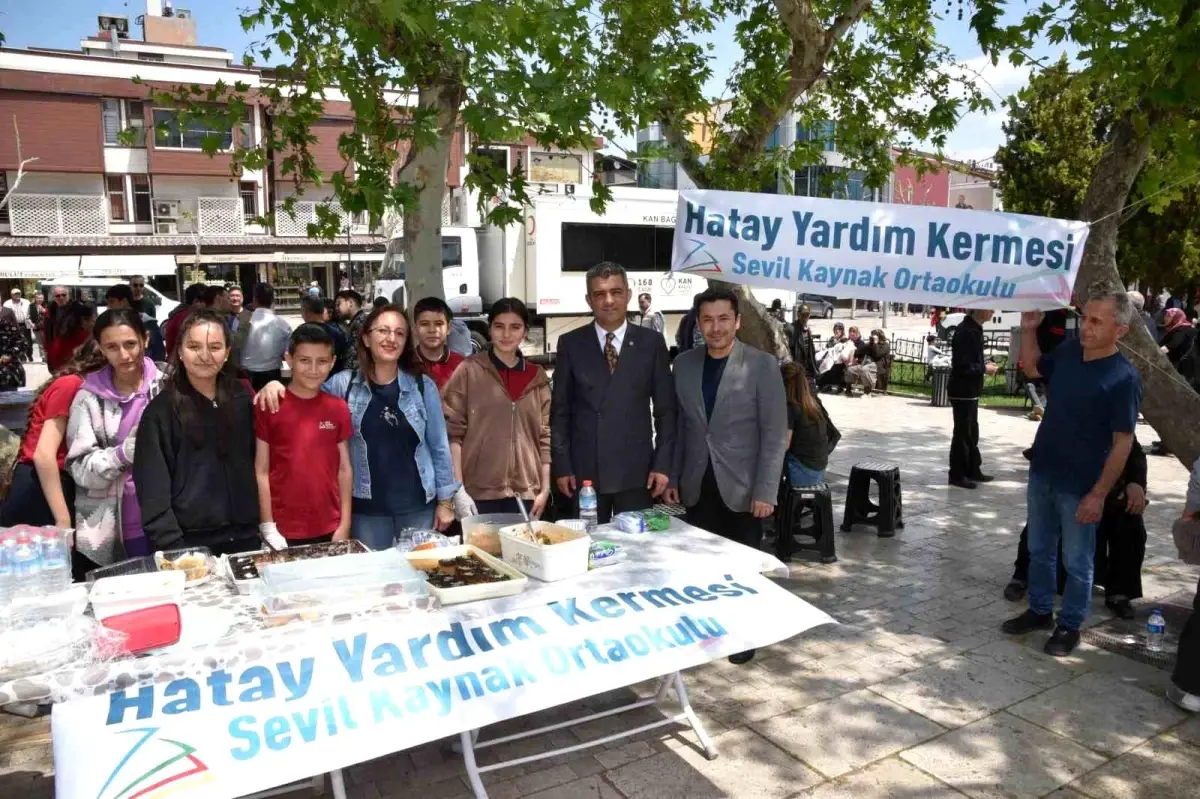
[0,534,13,607]
[10,533,41,595]
[579,480,598,532]
[1147,608,1166,652]
[39,529,69,591]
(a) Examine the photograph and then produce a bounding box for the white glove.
[120,427,138,464]
[259,522,289,551]
[453,486,478,520]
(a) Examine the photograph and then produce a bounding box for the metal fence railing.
[883,334,1025,399]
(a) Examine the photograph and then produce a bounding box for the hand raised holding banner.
[1021,311,1044,330]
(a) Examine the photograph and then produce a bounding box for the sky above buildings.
[2,1,1071,167]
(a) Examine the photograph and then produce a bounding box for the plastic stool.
[841,461,904,537]
[775,481,837,563]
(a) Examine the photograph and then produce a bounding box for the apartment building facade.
[0,5,470,309]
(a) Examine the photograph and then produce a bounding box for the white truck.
[374,186,794,354]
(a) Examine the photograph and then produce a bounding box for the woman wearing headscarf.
[1159,308,1195,367]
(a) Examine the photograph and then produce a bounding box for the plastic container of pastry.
[154,547,215,587]
[226,539,369,594]
[498,521,591,582]
[404,545,527,605]
[257,549,430,618]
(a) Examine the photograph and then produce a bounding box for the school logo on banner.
[675,238,723,275]
[96,727,212,799]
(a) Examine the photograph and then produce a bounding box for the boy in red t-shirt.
[254,324,352,547]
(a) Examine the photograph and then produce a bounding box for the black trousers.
[1012,504,1146,599]
[685,465,762,549]
[948,398,981,480]
[816,363,846,390]
[552,486,652,524]
[19,327,32,360]
[1173,574,1200,695]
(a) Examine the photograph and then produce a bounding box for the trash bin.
[930,367,951,407]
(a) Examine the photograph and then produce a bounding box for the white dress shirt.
[240,307,293,371]
[594,320,627,356]
[4,298,30,325]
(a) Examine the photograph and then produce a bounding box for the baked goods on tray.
[413,553,513,588]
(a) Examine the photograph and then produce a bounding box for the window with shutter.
[102,100,121,145]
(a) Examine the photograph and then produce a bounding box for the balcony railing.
[8,194,108,237]
[274,200,354,237]
[196,197,245,237]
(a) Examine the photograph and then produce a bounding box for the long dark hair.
[356,303,418,383]
[781,362,822,422]
[166,309,242,455]
[93,308,147,345]
[22,339,106,433]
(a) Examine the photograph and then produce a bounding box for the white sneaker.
[1167,683,1200,712]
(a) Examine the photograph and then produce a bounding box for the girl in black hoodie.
[134,309,261,555]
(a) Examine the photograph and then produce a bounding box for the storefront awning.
[176,251,385,264]
[80,254,178,277]
[0,255,81,279]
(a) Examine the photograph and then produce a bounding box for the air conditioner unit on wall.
[153,200,180,219]
[155,220,179,235]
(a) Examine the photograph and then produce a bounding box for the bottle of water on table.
[10,533,42,597]
[579,480,598,531]
[0,533,14,606]
[39,529,70,591]
[1146,608,1166,652]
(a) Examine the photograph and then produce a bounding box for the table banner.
[53,569,832,799]
[670,189,1089,310]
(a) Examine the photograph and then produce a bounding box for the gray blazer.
[550,323,676,494]
[671,340,788,512]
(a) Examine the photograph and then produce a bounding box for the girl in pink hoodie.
[65,309,164,569]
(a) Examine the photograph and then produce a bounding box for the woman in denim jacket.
[258,304,458,549]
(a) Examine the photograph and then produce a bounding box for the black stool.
[775,480,837,563]
[841,461,904,537]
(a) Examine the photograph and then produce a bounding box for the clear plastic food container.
[498,522,591,582]
[258,549,430,618]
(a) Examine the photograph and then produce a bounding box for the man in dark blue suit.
[551,262,676,523]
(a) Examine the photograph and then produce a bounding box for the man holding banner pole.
[1003,288,1141,657]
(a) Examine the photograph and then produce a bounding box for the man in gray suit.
[665,287,787,664]
[551,262,676,522]
[665,287,787,546]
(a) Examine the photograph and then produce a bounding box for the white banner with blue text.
[53,569,832,799]
[671,189,1089,310]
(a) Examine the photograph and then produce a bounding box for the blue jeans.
[786,454,826,487]
[1027,471,1096,630]
[351,504,436,551]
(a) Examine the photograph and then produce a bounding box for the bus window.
[561,222,673,272]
